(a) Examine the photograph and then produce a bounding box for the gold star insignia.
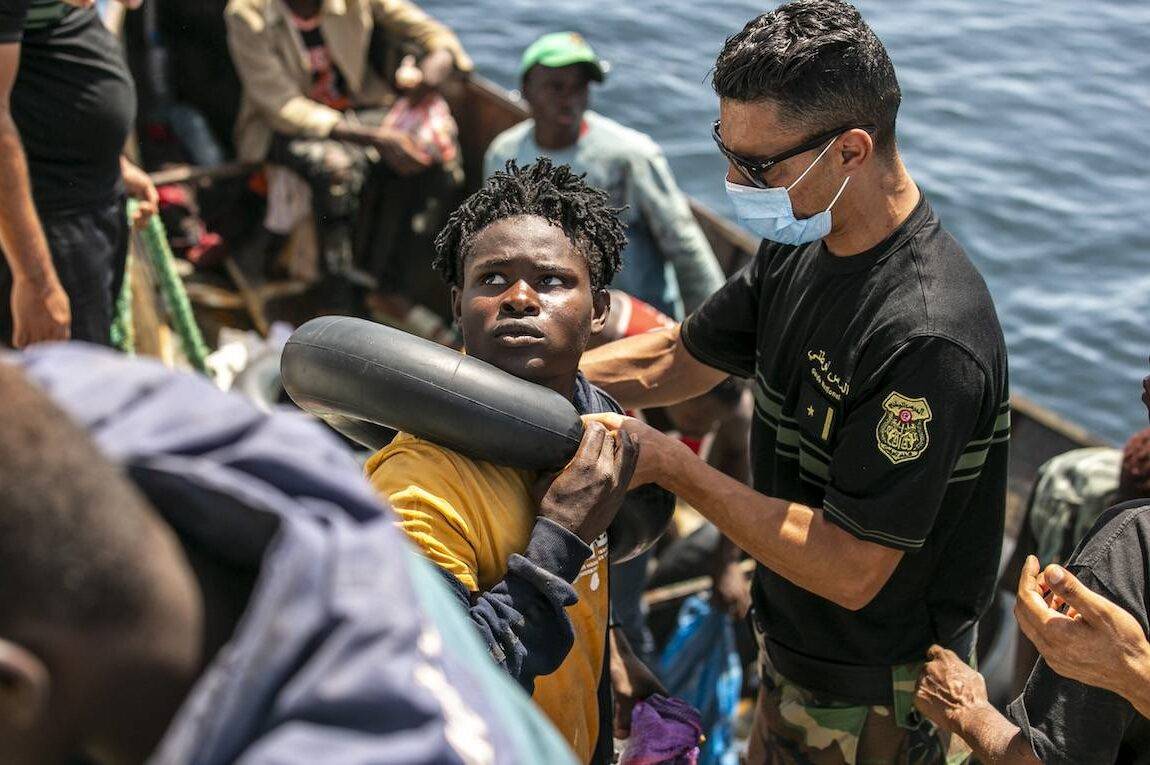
[807,405,815,417]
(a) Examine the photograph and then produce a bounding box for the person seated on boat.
[0,0,158,350]
[587,289,753,664]
[0,343,580,765]
[484,32,726,321]
[224,0,471,293]
[367,159,673,765]
[914,489,1150,762]
[150,0,240,164]
[1019,428,1150,575]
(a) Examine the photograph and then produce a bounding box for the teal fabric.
[485,111,725,319]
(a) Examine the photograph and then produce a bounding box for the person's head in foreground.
[518,32,607,149]
[712,0,904,243]
[434,158,624,397]
[0,364,202,765]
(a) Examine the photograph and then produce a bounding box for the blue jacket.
[16,343,578,765]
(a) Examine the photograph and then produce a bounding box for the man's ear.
[519,68,536,106]
[839,127,873,173]
[0,638,51,731]
[450,284,463,329]
[590,288,611,335]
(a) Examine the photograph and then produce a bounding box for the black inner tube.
[280,316,673,561]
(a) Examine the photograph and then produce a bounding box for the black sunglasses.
[712,119,878,189]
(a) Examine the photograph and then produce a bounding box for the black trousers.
[0,197,129,347]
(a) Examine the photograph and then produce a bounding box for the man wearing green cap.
[485,32,724,322]
[485,33,727,667]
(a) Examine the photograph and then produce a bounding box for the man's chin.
[464,338,577,392]
[487,355,552,385]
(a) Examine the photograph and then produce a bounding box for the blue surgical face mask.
[724,139,850,245]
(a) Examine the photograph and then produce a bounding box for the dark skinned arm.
[1016,556,1150,717]
[608,623,666,738]
[915,646,1041,765]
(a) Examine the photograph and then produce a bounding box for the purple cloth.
[619,694,703,765]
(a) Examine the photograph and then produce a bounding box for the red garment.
[607,289,678,340]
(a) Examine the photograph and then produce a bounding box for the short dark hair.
[0,363,154,634]
[433,158,626,289]
[1118,428,1150,503]
[713,0,901,153]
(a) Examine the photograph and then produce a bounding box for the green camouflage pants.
[744,655,972,765]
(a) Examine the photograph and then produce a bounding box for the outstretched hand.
[711,558,751,619]
[913,644,989,734]
[1014,555,1150,710]
[121,157,158,228]
[372,128,433,176]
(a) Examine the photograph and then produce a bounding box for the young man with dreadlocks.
[367,159,671,764]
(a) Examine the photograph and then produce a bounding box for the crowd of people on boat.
[1,0,1149,763]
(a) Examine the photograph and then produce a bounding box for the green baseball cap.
[519,32,608,82]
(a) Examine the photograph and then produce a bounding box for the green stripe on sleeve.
[954,448,989,473]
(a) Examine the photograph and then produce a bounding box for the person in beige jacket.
[225,0,471,289]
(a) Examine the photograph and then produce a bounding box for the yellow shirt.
[366,432,610,764]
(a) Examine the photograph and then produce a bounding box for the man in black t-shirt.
[583,2,1008,762]
[0,0,156,348]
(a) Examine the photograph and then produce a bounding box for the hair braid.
[433,158,627,288]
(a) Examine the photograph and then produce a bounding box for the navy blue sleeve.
[435,517,591,694]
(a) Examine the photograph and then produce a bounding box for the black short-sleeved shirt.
[681,194,1010,668]
[1006,501,1150,765]
[0,0,134,214]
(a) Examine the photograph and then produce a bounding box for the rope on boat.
[110,255,134,354]
[127,201,211,373]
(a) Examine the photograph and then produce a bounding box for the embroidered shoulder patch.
[876,392,932,464]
